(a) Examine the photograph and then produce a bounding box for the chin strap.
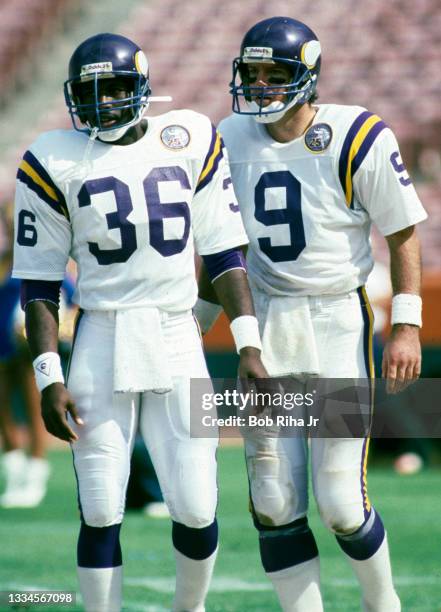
[81,127,99,166]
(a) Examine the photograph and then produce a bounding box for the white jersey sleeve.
[352,127,427,236]
[13,148,72,280]
[191,126,248,256]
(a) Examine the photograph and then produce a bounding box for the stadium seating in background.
[0,0,83,107]
[0,0,439,287]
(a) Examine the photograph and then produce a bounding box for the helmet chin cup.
[93,103,149,142]
[248,81,315,124]
[248,100,286,124]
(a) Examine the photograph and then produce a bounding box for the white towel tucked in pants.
[251,286,320,378]
[113,307,172,393]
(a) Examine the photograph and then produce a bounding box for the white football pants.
[67,309,218,528]
[246,288,374,534]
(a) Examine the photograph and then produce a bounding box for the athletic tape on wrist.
[391,293,422,327]
[33,352,64,392]
[193,298,223,334]
[230,315,262,353]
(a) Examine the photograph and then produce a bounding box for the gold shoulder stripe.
[19,159,59,203]
[197,132,222,186]
[344,115,382,206]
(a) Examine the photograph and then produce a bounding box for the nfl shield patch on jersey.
[304,123,333,152]
[160,125,191,149]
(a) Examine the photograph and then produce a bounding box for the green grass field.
[0,447,440,611]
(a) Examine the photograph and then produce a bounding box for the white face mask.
[248,75,317,124]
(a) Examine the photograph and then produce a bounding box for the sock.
[268,558,323,612]
[336,509,400,611]
[259,517,323,612]
[172,520,218,612]
[77,566,122,612]
[77,523,123,612]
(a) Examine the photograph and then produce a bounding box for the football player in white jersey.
[12,33,267,612]
[197,16,427,612]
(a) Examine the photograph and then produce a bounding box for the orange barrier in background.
[204,272,441,351]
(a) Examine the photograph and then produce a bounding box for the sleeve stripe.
[339,111,373,192]
[199,124,217,179]
[338,111,387,208]
[195,127,224,194]
[17,151,70,220]
[350,120,387,185]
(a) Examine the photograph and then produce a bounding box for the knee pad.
[315,465,366,535]
[80,502,124,528]
[317,500,365,535]
[247,451,297,527]
[78,523,122,568]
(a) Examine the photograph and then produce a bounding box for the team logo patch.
[160,125,190,149]
[304,123,333,152]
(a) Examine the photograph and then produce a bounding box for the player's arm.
[197,250,266,379]
[382,226,422,393]
[195,246,248,331]
[24,294,83,442]
[351,122,427,393]
[13,146,81,440]
[192,123,265,378]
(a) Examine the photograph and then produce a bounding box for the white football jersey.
[219,104,427,296]
[13,110,248,311]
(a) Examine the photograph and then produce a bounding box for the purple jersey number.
[255,170,306,262]
[390,151,412,186]
[144,166,191,257]
[78,166,191,264]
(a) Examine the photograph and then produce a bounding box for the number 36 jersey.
[13,110,248,311]
[218,104,427,296]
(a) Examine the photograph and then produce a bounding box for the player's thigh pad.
[140,312,218,528]
[312,437,368,534]
[68,311,138,527]
[244,435,309,527]
[311,290,371,379]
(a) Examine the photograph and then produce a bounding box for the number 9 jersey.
[218,104,427,296]
[12,110,248,311]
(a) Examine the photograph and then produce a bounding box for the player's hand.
[238,347,272,411]
[238,347,268,379]
[41,382,83,442]
[382,324,421,394]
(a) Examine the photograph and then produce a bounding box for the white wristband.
[230,315,262,353]
[33,352,65,392]
[391,293,422,327]
[193,298,223,334]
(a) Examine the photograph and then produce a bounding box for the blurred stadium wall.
[0,0,440,374]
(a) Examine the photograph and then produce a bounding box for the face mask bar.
[64,71,151,133]
[230,58,314,117]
